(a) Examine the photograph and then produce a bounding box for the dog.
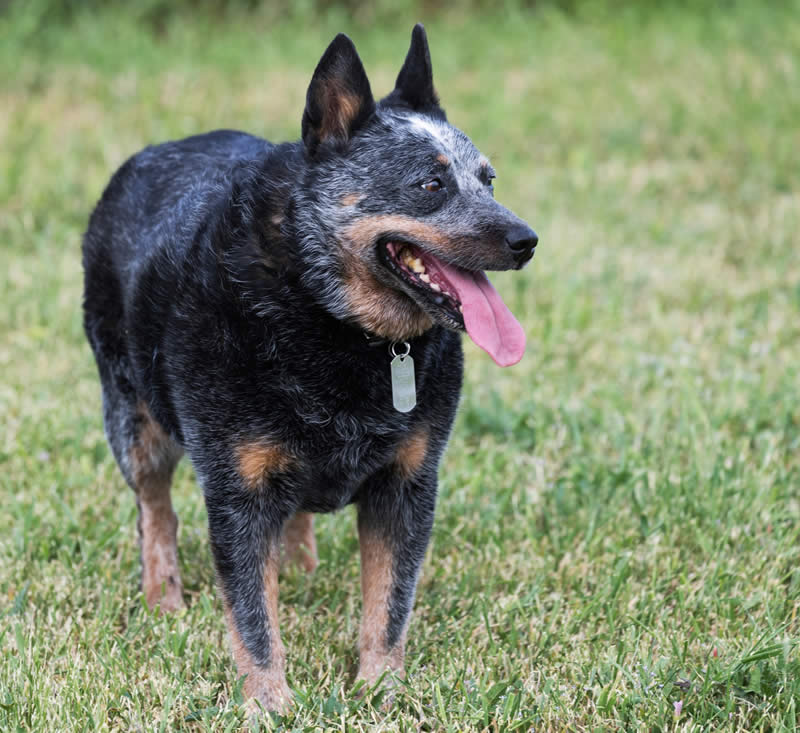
[82,24,537,712]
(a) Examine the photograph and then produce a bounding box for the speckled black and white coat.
[82,24,536,711]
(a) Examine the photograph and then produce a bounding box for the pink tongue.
[434,261,526,367]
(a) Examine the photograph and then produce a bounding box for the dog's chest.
[295,412,411,512]
[226,326,462,512]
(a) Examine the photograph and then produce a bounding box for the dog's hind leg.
[282,512,318,573]
[101,380,184,612]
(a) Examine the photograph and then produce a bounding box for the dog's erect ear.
[391,24,439,111]
[302,34,375,155]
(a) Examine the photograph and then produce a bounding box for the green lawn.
[2,2,800,730]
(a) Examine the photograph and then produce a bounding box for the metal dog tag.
[390,342,416,413]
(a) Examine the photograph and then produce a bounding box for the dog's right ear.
[302,34,375,156]
[393,24,439,111]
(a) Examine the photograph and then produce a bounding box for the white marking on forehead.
[401,112,488,192]
[408,115,453,148]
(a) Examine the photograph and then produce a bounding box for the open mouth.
[377,238,527,367]
[382,240,464,327]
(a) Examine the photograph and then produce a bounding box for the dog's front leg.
[204,448,296,713]
[356,444,437,687]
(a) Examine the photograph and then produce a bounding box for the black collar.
[363,331,390,348]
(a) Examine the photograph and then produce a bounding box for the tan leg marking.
[394,426,429,479]
[223,550,291,712]
[282,512,318,573]
[357,528,405,684]
[235,440,294,491]
[138,495,183,612]
[130,403,183,613]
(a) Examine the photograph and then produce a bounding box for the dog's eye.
[421,179,443,193]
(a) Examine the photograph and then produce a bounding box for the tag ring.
[390,341,411,358]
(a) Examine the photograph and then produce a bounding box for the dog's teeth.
[459,305,464,313]
[410,258,425,273]
[419,273,431,283]
[430,282,441,292]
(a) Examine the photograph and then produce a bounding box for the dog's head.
[293,25,537,366]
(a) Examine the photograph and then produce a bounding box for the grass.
[2,1,800,729]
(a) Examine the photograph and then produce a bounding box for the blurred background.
[1,1,799,729]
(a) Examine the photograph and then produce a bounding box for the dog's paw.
[245,676,293,716]
[354,666,403,711]
[144,575,185,614]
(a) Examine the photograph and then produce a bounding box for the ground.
[1,2,799,730]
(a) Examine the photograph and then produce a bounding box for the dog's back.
[82,130,274,418]
[83,129,265,285]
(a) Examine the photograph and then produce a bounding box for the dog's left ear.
[302,33,375,155]
[387,24,441,113]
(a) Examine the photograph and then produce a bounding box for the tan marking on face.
[436,153,450,166]
[357,528,406,684]
[130,402,184,613]
[337,214,465,340]
[236,440,294,490]
[342,214,451,255]
[395,426,429,479]
[340,193,364,207]
[222,557,291,712]
[282,512,318,573]
[342,267,433,341]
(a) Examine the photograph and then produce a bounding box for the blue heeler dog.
[82,24,537,711]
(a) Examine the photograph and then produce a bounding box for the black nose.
[505,223,538,261]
